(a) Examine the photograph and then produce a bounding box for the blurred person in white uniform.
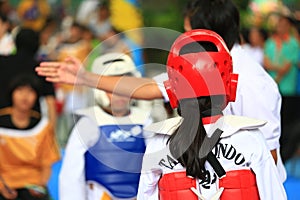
[59,53,152,200]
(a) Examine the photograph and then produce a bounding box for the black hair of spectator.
[295,19,300,35]
[240,27,250,44]
[39,16,57,33]
[0,12,8,23]
[276,11,298,26]
[111,26,122,35]
[15,28,40,55]
[98,0,110,9]
[71,21,86,31]
[8,74,41,105]
[258,28,269,42]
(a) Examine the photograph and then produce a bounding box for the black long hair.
[168,95,225,179]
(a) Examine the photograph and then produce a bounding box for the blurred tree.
[233,0,251,10]
[140,0,185,69]
[141,0,185,32]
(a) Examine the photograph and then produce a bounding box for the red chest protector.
[158,170,259,200]
[219,170,259,200]
[158,171,198,200]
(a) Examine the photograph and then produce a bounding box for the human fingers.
[36,66,59,78]
[36,62,61,76]
[40,61,62,67]
[45,76,61,83]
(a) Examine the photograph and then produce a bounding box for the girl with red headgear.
[137,29,286,200]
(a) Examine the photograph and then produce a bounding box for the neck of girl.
[11,107,31,129]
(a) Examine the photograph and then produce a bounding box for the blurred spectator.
[54,21,91,146]
[17,0,51,32]
[242,26,268,65]
[0,0,19,29]
[76,0,99,26]
[0,28,56,126]
[87,2,112,41]
[295,19,300,95]
[0,74,60,200]
[37,17,59,62]
[280,19,300,162]
[55,21,91,62]
[264,13,299,96]
[100,27,131,56]
[0,13,15,55]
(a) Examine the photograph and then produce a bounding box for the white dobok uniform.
[59,106,152,200]
[137,115,287,200]
[153,44,286,182]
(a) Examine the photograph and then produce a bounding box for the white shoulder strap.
[143,116,183,135]
[217,115,267,138]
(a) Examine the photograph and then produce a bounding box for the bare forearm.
[82,71,164,100]
[270,149,278,164]
[45,96,57,127]
[41,167,51,186]
[278,62,292,76]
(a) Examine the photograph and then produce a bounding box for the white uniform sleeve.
[231,80,281,151]
[152,72,169,102]
[137,136,165,200]
[137,169,161,200]
[59,117,99,200]
[225,46,282,151]
[250,131,287,200]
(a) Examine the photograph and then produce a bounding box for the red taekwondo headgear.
[164,29,238,109]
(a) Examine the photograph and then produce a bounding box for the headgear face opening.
[91,53,140,107]
[164,29,238,109]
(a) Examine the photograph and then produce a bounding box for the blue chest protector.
[84,124,146,199]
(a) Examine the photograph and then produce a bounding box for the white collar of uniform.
[144,115,266,137]
[143,116,183,135]
[212,115,266,138]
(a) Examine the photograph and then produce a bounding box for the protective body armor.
[85,124,146,199]
[158,170,259,200]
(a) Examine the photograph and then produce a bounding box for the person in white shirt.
[137,28,286,200]
[0,13,15,55]
[36,0,285,182]
[59,53,152,200]
[241,27,268,65]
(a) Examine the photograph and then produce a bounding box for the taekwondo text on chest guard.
[212,143,246,165]
[158,155,179,169]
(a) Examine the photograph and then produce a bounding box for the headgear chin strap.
[164,29,238,109]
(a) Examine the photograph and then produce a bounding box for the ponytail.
[168,96,224,179]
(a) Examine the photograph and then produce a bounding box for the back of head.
[164,29,238,110]
[165,29,238,179]
[186,0,240,50]
[15,28,39,54]
[91,53,140,107]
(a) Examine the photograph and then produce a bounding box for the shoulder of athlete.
[144,115,266,137]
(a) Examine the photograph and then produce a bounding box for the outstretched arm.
[36,57,163,100]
